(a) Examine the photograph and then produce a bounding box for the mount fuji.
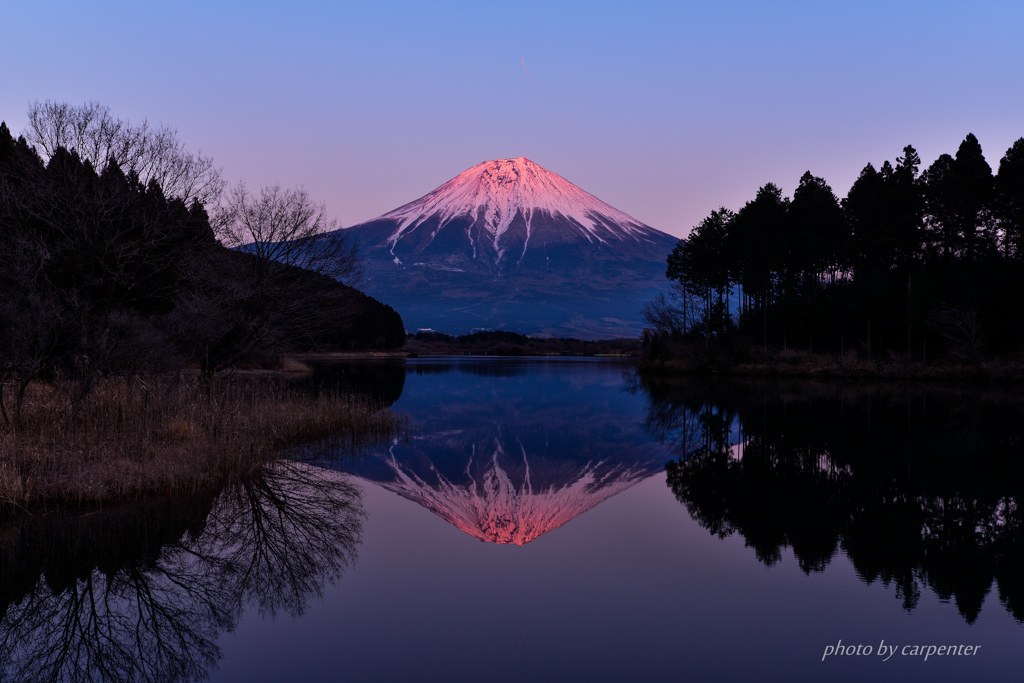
[332,157,678,338]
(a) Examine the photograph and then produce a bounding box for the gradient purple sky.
[3,1,1023,238]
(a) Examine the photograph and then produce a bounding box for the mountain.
[332,157,678,338]
[312,357,679,545]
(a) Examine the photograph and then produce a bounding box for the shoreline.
[638,350,1024,384]
[0,373,404,514]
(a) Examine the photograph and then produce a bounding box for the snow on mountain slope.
[331,157,680,337]
[380,157,656,254]
[339,157,676,269]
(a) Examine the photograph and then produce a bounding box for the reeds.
[0,374,404,509]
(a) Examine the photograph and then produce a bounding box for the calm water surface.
[2,358,1023,682]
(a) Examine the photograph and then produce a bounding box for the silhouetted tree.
[0,129,213,417]
[845,163,892,273]
[183,183,370,374]
[788,171,847,289]
[890,145,925,273]
[995,137,1024,259]
[730,183,789,348]
[641,291,687,337]
[952,133,996,259]
[25,100,225,206]
[218,183,362,285]
[642,134,1024,361]
[924,134,994,260]
[921,153,957,258]
[667,208,734,340]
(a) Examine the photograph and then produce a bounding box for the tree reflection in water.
[0,461,363,682]
[641,377,1024,624]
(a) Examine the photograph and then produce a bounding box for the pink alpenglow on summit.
[374,444,651,545]
[333,157,679,338]
[378,157,659,263]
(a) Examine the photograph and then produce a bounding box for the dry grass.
[0,374,404,509]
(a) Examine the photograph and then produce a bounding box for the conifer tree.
[667,208,734,339]
[922,154,958,258]
[729,183,788,348]
[951,133,995,259]
[995,138,1024,259]
[789,171,846,289]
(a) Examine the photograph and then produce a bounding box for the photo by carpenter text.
[821,640,981,662]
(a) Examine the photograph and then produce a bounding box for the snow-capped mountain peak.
[340,157,671,268]
[382,157,652,248]
[334,156,680,338]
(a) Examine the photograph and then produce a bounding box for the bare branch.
[25,100,225,206]
[218,183,362,286]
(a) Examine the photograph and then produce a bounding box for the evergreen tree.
[789,171,846,289]
[922,154,958,258]
[891,145,924,272]
[730,184,788,305]
[952,133,995,259]
[667,208,734,338]
[891,146,925,355]
[0,122,14,165]
[995,138,1024,259]
[843,163,889,275]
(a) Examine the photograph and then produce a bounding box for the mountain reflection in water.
[330,359,673,545]
[641,377,1024,625]
[0,462,363,683]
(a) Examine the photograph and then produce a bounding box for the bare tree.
[177,184,365,375]
[218,182,362,285]
[25,100,225,206]
[641,291,686,337]
[929,304,985,360]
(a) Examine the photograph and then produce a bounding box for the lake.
[2,358,1023,682]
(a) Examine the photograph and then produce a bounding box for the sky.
[3,0,1024,238]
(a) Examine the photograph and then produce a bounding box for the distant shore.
[401,331,640,357]
[288,342,1024,383]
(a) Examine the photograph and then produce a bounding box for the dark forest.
[0,119,403,418]
[646,134,1024,367]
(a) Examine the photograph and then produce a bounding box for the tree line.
[647,133,1024,361]
[0,103,403,424]
[405,330,639,356]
